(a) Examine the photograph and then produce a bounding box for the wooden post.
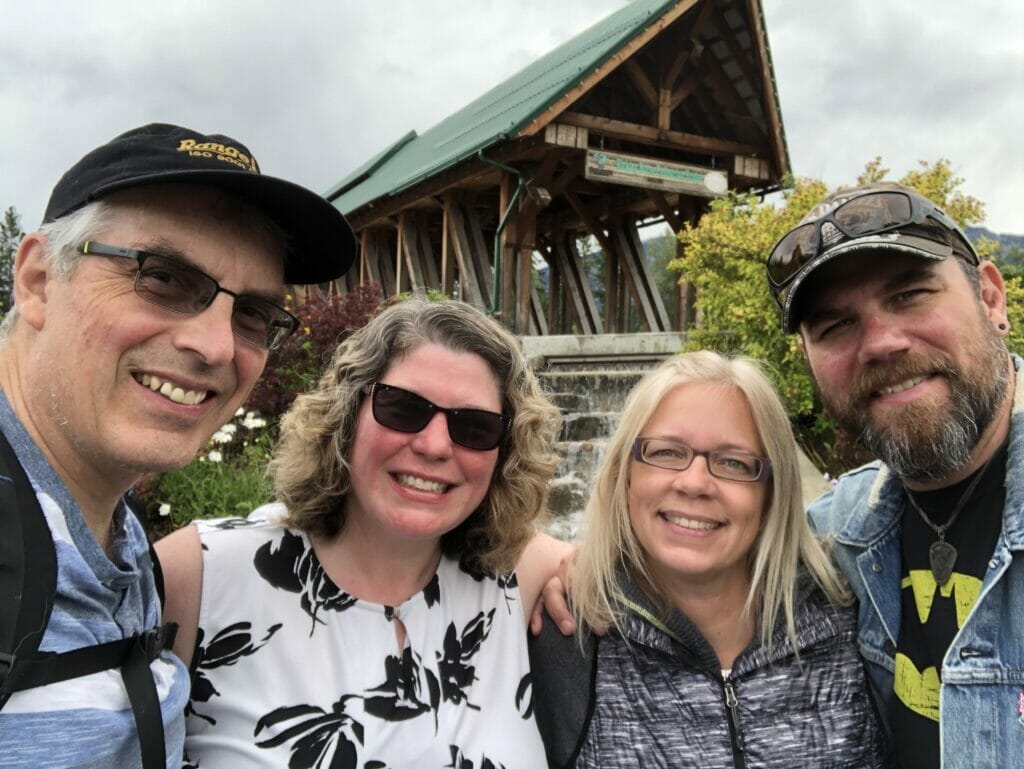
[498,174,518,329]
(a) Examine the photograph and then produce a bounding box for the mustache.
[848,355,957,403]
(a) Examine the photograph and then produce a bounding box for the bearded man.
[766,183,1022,769]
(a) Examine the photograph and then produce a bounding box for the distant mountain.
[967,227,1024,250]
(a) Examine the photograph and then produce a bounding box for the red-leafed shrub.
[247,282,391,420]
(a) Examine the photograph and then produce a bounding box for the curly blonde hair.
[270,299,561,574]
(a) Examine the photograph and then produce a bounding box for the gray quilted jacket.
[529,574,891,769]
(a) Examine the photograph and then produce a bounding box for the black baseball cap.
[44,123,356,285]
[766,183,979,333]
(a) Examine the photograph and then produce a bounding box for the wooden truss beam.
[361,227,398,296]
[559,111,757,157]
[443,190,492,309]
[549,232,603,335]
[745,0,789,177]
[398,211,440,293]
[611,216,670,333]
[518,0,702,138]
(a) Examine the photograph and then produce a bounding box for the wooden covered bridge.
[324,0,790,336]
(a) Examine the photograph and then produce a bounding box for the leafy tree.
[1003,273,1024,356]
[645,229,680,321]
[993,242,1024,281]
[669,159,1024,475]
[0,206,24,316]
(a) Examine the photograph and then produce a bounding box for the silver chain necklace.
[903,456,994,586]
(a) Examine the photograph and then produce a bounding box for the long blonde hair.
[270,299,561,574]
[572,350,849,648]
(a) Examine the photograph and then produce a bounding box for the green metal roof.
[327,0,679,215]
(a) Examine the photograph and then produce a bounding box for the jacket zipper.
[723,680,747,769]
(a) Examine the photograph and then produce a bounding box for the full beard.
[821,325,1009,483]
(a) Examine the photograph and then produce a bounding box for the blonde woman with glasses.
[530,351,891,768]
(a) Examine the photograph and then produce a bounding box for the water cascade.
[541,369,648,540]
[523,333,830,542]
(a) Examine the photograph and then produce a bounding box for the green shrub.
[137,409,275,538]
[1003,273,1024,355]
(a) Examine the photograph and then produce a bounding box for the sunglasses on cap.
[367,383,509,451]
[80,241,298,350]
[765,190,979,302]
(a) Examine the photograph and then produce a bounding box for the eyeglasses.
[632,437,771,483]
[766,190,979,301]
[80,241,298,351]
[367,383,509,451]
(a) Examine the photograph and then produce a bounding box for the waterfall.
[538,369,651,542]
[531,353,833,543]
[520,332,687,542]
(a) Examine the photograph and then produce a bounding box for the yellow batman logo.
[901,570,982,627]
[894,653,940,722]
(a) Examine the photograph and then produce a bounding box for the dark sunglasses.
[632,437,771,483]
[80,242,299,350]
[765,190,979,299]
[367,383,509,451]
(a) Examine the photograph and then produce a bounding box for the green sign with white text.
[585,150,728,197]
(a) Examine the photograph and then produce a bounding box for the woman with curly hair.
[158,299,565,768]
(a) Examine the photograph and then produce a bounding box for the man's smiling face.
[798,250,1009,482]
[23,185,285,491]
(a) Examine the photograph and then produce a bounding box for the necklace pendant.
[929,540,958,586]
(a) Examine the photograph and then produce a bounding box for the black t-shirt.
[891,442,1008,769]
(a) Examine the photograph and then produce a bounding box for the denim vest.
[808,355,1024,768]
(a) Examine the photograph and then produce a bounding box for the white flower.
[158,503,171,517]
[207,449,223,463]
[235,407,246,417]
[221,423,238,435]
[242,415,267,430]
[211,430,234,444]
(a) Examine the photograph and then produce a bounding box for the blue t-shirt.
[0,391,189,768]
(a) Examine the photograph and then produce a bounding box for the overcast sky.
[3,1,1022,235]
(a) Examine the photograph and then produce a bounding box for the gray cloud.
[767,0,1024,231]
[2,0,1021,234]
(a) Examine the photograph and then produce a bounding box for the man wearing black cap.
[766,182,1022,767]
[0,124,355,768]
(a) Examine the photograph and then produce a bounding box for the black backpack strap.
[0,427,57,707]
[150,537,166,611]
[528,615,599,768]
[4,624,176,769]
[0,427,175,769]
[3,624,177,690]
[125,489,166,609]
[121,629,175,769]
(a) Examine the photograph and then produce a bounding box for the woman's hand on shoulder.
[515,530,576,636]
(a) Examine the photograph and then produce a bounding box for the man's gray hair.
[0,201,113,341]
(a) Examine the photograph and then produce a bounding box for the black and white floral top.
[184,504,547,769]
